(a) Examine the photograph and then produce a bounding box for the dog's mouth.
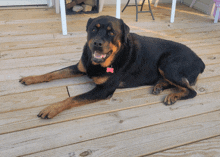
[92,50,112,63]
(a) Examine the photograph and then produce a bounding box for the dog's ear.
[120,19,130,43]
[86,18,94,32]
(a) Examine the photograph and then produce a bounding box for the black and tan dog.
[19,16,205,119]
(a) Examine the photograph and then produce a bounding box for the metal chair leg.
[122,0,130,12]
[148,0,155,20]
[122,0,155,22]
[141,0,146,11]
[135,0,138,22]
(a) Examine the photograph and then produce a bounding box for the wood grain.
[1,84,220,156]
[0,44,84,60]
[0,86,69,113]
[0,53,79,70]
[0,76,91,96]
[151,136,220,156]
[24,110,220,157]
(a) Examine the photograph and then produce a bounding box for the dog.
[19,16,205,119]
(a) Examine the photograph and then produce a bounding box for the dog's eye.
[108,31,114,36]
[92,28,97,32]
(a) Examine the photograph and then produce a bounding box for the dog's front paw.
[19,76,38,85]
[152,86,163,95]
[38,98,72,119]
[19,75,48,85]
[37,103,62,119]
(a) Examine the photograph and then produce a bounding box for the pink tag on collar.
[106,67,114,73]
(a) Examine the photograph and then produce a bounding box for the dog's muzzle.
[92,50,112,63]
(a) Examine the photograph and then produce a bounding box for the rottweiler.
[19,16,205,119]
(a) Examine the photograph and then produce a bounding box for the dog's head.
[86,16,130,67]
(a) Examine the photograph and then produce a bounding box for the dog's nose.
[94,40,103,47]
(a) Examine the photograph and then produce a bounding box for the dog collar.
[106,66,114,73]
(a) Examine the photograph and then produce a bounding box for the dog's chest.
[86,64,107,78]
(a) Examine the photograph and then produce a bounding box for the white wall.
[104,0,182,5]
[104,0,214,15]
[183,0,214,14]
[0,0,47,6]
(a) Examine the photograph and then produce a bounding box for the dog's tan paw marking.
[37,104,62,119]
[164,94,179,105]
[19,76,40,85]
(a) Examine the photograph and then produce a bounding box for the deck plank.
[0,36,86,52]
[0,76,90,96]
[23,110,220,157]
[0,62,73,82]
[0,86,69,113]
[0,44,83,60]
[0,53,79,70]
[151,136,220,156]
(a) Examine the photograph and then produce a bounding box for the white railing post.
[116,0,121,19]
[214,7,220,23]
[170,0,177,23]
[190,0,197,8]
[47,0,53,7]
[59,0,67,35]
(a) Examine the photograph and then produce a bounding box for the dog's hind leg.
[158,68,197,105]
[152,79,173,95]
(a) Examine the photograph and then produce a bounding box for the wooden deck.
[1,4,220,157]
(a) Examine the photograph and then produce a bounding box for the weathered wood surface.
[152,136,220,157]
[0,75,220,135]
[1,90,220,156]
[0,4,220,157]
[25,110,220,157]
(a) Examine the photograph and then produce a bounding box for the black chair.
[122,0,155,22]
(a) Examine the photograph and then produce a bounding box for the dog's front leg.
[19,60,86,85]
[37,83,118,119]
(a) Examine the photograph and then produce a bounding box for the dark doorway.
[65,0,99,15]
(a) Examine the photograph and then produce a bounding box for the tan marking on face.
[92,76,109,85]
[96,23,100,28]
[77,59,86,73]
[88,39,93,47]
[107,26,111,31]
[92,61,99,65]
[100,41,121,67]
